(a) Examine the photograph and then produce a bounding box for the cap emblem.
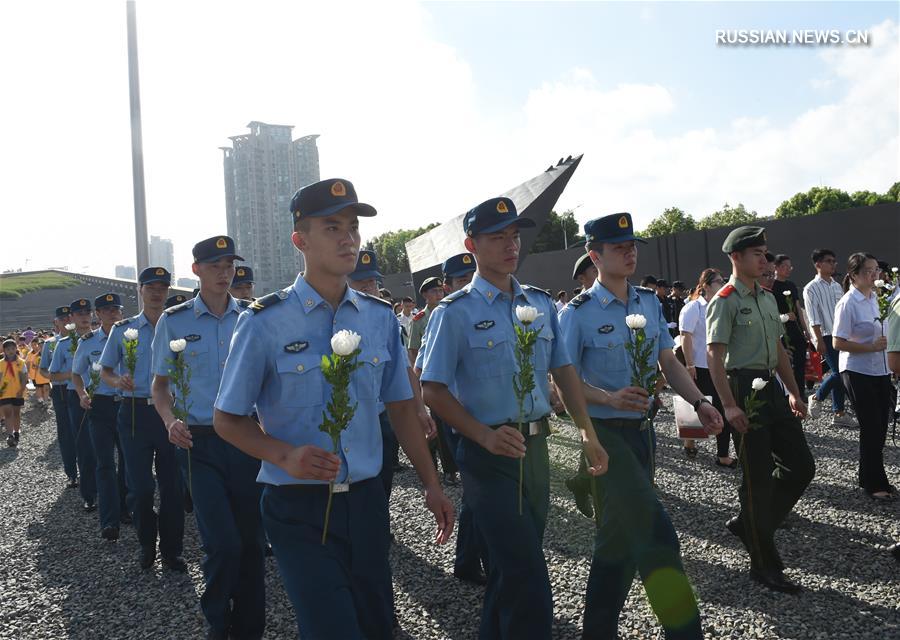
[331,181,347,197]
[216,237,227,249]
[496,200,509,214]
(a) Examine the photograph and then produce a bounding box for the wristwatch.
[692,397,712,412]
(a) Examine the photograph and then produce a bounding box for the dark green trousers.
[729,373,816,571]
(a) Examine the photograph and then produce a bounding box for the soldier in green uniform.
[406,277,444,365]
[706,226,815,593]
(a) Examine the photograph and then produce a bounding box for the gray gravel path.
[1,393,897,639]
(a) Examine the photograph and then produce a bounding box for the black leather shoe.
[83,501,96,512]
[889,542,900,562]
[139,544,156,570]
[66,477,79,489]
[101,527,119,542]
[725,517,784,571]
[749,568,801,594]
[453,568,488,586]
[161,555,188,572]
[565,477,594,519]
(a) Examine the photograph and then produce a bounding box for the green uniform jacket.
[706,276,783,371]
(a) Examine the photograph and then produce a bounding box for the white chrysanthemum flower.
[779,314,790,323]
[65,323,76,332]
[123,328,139,341]
[782,290,791,297]
[331,330,362,356]
[170,339,187,353]
[91,362,102,372]
[751,378,768,391]
[874,279,885,288]
[515,306,542,325]
[625,314,647,330]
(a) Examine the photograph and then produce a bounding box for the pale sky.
[1,1,896,280]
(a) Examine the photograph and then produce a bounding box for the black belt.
[593,417,647,429]
[122,396,154,405]
[93,393,120,402]
[268,476,377,495]
[188,425,216,436]
[727,369,775,380]
[488,416,550,437]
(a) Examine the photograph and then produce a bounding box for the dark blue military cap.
[232,266,254,285]
[192,235,244,263]
[349,250,382,282]
[165,294,188,308]
[463,197,536,237]
[290,178,376,222]
[572,253,593,280]
[54,306,72,319]
[95,293,123,309]
[419,276,443,294]
[139,267,172,286]
[442,253,476,279]
[70,298,92,313]
[584,213,646,245]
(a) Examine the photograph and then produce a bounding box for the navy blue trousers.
[177,432,265,639]
[456,431,551,640]
[262,478,392,640]
[50,385,77,481]
[446,429,488,576]
[117,401,184,558]
[377,411,398,500]
[66,389,97,504]
[87,394,129,530]
[583,420,701,640]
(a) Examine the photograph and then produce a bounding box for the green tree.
[530,209,583,253]
[774,186,854,218]
[697,203,759,230]
[886,181,900,202]
[642,207,696,238]
[850,190,894,207]
[363,223,440,274]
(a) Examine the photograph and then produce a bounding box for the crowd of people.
[1,176,898,640]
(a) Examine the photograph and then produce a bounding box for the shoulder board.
[164,299,193,316]
[249,291,285,313]
[717,284,736,298]
[570,292,592,309]
[236,298,252,309]
[113,318,130,327]
[634,286,655,294]
[57,335,70,342]
[522,284,551,297]
[81,329,97,340]
[439,289,469,305]
[357,291,392,307]
[412,310,426,321]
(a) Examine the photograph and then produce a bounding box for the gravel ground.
[0,392,897,639]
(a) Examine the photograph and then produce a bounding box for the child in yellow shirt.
[1,338,28,447]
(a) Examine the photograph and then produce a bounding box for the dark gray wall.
[380,203,899,304]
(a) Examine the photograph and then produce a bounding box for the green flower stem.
[513,323,538,516]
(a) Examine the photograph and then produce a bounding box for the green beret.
[418,276,443,294]
[722,226,767,253]
[572,253,593,280]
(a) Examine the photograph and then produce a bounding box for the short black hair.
[765,252,776,263]
[811,248,835,264]
[640,275,658,287]
[401,296,413,303]
[557,290,566,299]
[774,254,791,266]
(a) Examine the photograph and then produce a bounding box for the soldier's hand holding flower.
[481,424,526,458]
[280,445,341,482]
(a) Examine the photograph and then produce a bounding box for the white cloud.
[0,4,895,278]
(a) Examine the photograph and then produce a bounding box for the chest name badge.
[91,350,101,356]
[474,320,495,330]
[284,341,309,353]
[184,334,202,342]
[739,308,752,315]
[598,324,614,334]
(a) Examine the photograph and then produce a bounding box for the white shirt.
[555,300,566,313]
[678,297,709,369]
[832,286,888,376]
[803,275,843,336]
[396,311,414,332]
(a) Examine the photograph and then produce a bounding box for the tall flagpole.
[126,0,149,306]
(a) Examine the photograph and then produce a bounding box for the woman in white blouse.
[833,253,893,501]
[679,268,735,467]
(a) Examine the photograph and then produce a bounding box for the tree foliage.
[363,223,440,274]
[697,203,759,230]
[642,207,696,238]
[531,210,584,253]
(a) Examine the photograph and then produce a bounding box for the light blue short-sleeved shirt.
[73,327,118,396]
[152,295,246,426]
[98,312,157,398]
[215,275,413,486]
[48,335,76,388]
[420,273,570,426]
[40,336,60,383]
[558,280,674,420]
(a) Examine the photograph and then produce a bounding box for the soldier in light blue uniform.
[420,197,608,640]
[40,305,78,488]
[151,236,264,640]
[72,293,130,540]
[229,266,255,302]
[48,297,98,511]
[557,213,722,640]
[214,178,454,640]
[415,252,488,586]
[99,267,186,572]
